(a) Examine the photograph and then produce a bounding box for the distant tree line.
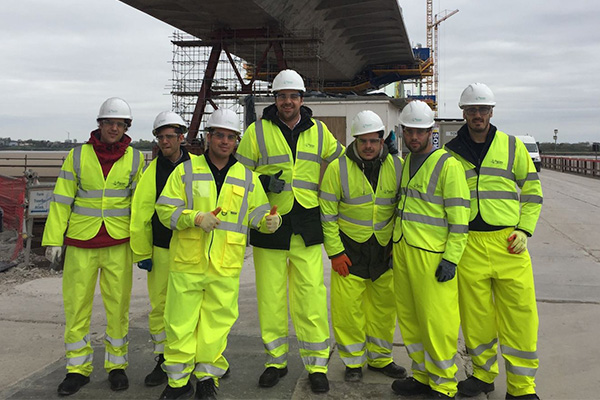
[538,142,600,155]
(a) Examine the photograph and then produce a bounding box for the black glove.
[384,131,399,155]
[435,259,456,282]
[138,259,153,272]
[267,170,285,193]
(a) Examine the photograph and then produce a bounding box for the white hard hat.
[351,110,385,137]
[399,100,435,129]
[97,97,132,121]
[458,83,496,108]
[206,108,241,134]
[152,111,188,134]
[272,69,306,93]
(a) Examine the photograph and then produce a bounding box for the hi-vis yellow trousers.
[147,246,170,354]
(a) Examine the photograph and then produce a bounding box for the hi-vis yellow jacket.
[235,118,344,215]
[155,155,272,274]
[319,153,403,257]
[130,158,158,263]
[393,149,470,265]
[42,144,143,246]
[445,131,543,235]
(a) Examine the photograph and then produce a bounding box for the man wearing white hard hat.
[42,97,144,395]
[391,100,470,399]
[319,110,406,383]
[130,111,191,387]
[155,108,281,399]
[445,83,543,400]
[236,69,344,393]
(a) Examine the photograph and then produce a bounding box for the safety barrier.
[541,155,600,178]
[0,175,27,260]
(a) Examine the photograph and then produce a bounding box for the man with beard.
[445,83,543,399]
[130,111,190,387]
[235,69,344,393]
[42,97,144,395]
[390,100,470,399]
[319,110,406,383]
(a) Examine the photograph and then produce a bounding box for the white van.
[516,135,541,172]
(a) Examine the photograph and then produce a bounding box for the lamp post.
[553,129,558,155]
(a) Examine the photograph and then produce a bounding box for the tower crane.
[426,0,458,115]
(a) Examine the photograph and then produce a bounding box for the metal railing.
[541,155,600,178]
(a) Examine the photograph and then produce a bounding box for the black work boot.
[308,372,329,393]
[159,382,194,399]
[57,373,90,396]
[506,393,540,399]
[391,377,431,396]
[108,369,129,391]
[458,376,495,397]
[195,379,218,399]
[344,367,362,382]
[258,366,288,387]
[368,362,408,379]
[145,354,168,386]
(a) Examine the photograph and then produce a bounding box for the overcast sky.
[1,0,598,144]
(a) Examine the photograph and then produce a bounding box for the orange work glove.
[265,205,281,233]
[331,253,352,277]
[194,207,222,232]
[507,229,528,254]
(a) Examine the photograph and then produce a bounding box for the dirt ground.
[0,229,61,293]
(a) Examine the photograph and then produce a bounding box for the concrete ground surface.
[0,168,598,400]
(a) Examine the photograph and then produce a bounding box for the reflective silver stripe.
[163,362,192,380]
[282,182,293,191]
[298,339,329,351]
[402,212,448,228]
[520,194,543,204]
[194,363,228,377]
[321,213,338,222]
[156,196,185,207]
[216,221,249,235]
[105,353,128,365]
[170,208,184,230]
[339,157,350,200]
[249,203,270,229]
[297,151,320,163]
[264,337,288,351]
[342,194,372,205]
[519,172,540,185]
[406,188,444,205]
[373,217,393,231]
[506,361,537,377]
[52,193,74,206]
[467,338,497,357]
[233,167,253,233]
[65,334,90,351]
[58,169,75,181]
[501,345,538,360]
[293,179,318,191]
[479,353,498,372]
[470,190,477,198]
[508,135,516,179]
[189,172,214,181]
[258,154,290,165]
[225,176,246,188]
[105,189,131,197]
[393,155,403,194]
[424,351,455,370]
[427,152,451,195]
[319,191,338,202]
[480,167,514,180]
[316,120,324,160]
[67,353,93,367]
[366,350,389,360]
[255,119,290,165]
[479,191,519,200]
[76,189,130,198]
[267,353,287,365]
[151,332,166,342]
[105,334,129,347]
[72,205,102,217]
[375,197,396,205]
[130,149,140,186]
[338,342,365,354]
[235,152,257,169]
[448,223,469,234]
[428,371,454,386]
[324,142,344,163]
[366,335,392,350]
[406,342,424,354]
[154,343,164,353]
[72,146,82,188]
[104,208,131,217]
[465,169,477,179]
[182,160,194,210]
[76,189,103,198]
[411,360,426,372]
[341,355,366,365]
[339,213,372,227]
[444,197,470,208]
[301,356,329,367]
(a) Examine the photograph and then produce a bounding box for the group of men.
[42,68,542,400]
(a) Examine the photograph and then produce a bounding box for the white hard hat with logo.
[97,97,132,122]
[399,100,435,129]
[153,111,188,134]
[272,69,306,93]
[458,83,496,108]
[206,108,241,134]
[351,110,385,137]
